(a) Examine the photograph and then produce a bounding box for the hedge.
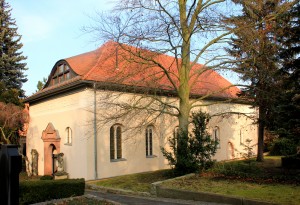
[19,178,85,204]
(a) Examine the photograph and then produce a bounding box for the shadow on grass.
[91,169,175,193]
[208,156,300,184]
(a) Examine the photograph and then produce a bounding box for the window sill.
[146,155,157,158]
[64,143,72,146]
[110,158,126,162]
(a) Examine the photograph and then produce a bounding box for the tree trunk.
[176,31,191,172]
[176,94,190,173]
[178,98,190,134]
[257,106,265,162]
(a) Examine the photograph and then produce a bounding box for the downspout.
[93,83,98,179]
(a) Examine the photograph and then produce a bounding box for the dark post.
[0,144,22,205]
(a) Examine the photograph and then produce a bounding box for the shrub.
[19,178,85,204]
[161,111,218,176]
[240,139,256,165]
[40,175,53,180]
[269,138,297,156]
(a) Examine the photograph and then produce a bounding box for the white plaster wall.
[26,89,90,179]
[87,89,258,179]
[204,103,258,161]
[83,90,176,179]
[27,87,258,180]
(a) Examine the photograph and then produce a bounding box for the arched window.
[50,63,75,87]
[65,127,72,145]
[173,127,179,149]
[110,124,122,160]
[213,126,220,148]
[240,129,244,145]
[145,126,153,156]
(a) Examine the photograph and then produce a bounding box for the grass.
[89,169,174,193]
[256,156,282,168]
[89,157,300,205]
[209,156,300,184]
[161,156,300,205]
[162,175,300,205]
[20,157,300,204]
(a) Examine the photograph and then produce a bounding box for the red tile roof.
[65,41,240,99]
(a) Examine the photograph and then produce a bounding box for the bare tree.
[0,102,28,144]
[85,0,238,131]
[84,0,245,170]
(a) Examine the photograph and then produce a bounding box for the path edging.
[86,183,151,197]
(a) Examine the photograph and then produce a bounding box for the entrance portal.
[41,123,60,175]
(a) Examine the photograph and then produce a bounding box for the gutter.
[93,82,98,179]
[25,78,251,105]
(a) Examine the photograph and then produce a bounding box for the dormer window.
[50,63,74,86]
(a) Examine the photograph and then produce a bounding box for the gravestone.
[53,153,68,179]
[31,149,39,176]
[0,144,22,205]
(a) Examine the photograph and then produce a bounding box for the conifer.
[225,0,294,161]
[0,0,27,101]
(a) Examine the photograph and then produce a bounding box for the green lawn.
[162,175,300,205]
[162,156,300,205]
[89,157,300,205]
[89,169,174,193]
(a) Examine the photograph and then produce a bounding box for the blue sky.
[9,0,113,96]
[9,0,241,96]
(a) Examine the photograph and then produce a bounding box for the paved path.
[86,190,229,205]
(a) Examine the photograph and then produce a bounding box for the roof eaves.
[24,77,86,104]
[89,80,245,103]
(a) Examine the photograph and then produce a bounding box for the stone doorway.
[41,123,60,175]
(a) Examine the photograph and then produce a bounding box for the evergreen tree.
[225,0,293,161]
[0,82,22,106]
[161,111,217,175]
[0,0,27,100]
[36,77,47,92]
[270,2,300,143]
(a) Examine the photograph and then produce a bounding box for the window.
[173,127,179,149]
[145,126,153,156]
[52,77,58,85]
[65,72,70,80]
[49,63,75,87]
[58,64,64,74]
[213,126,220,148]
[240,130,244,145]
[110,124,123,160]
[59,75,64,83]
[65,127,72,145]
